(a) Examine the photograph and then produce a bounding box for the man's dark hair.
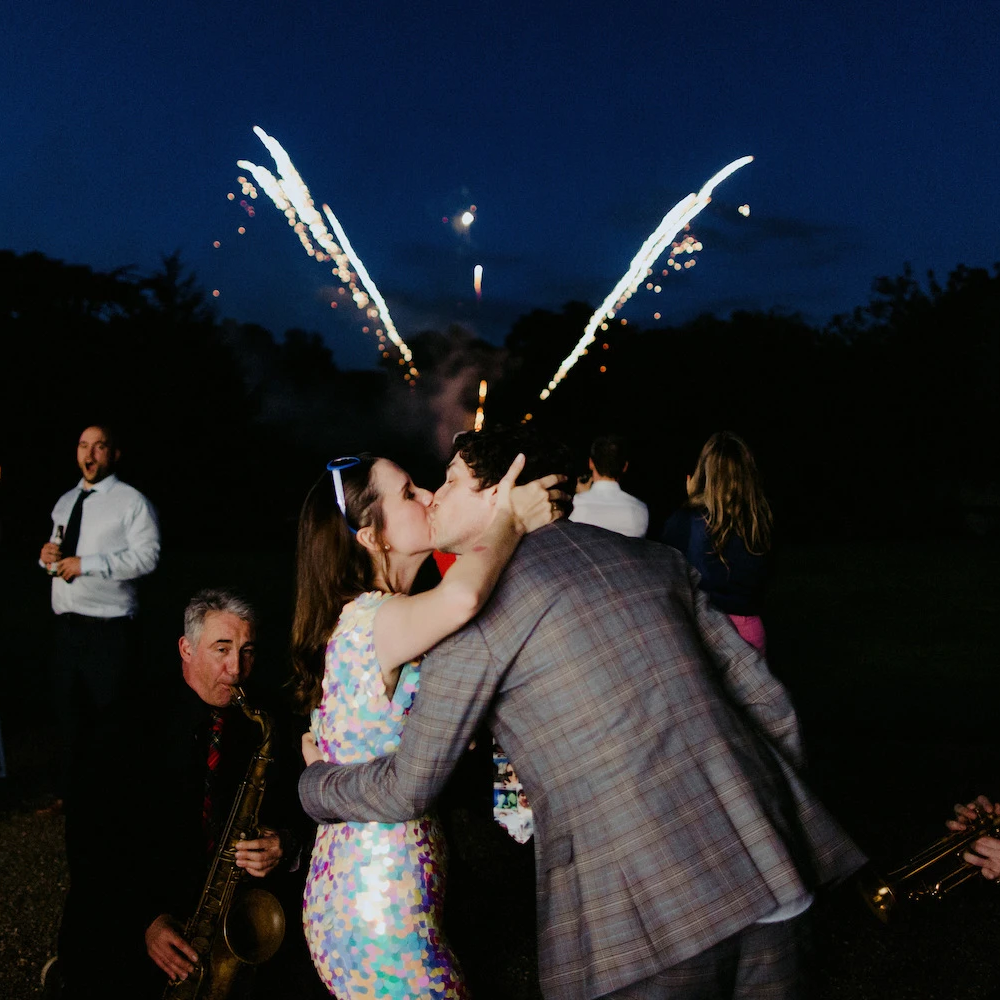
[449,426,573,514]
[81,422,120,455]
[590,434,629,479]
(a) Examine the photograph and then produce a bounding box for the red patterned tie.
[202,710,225,852]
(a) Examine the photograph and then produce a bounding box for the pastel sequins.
[303,592,466,999]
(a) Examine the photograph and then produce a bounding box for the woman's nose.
[418,487,433,506]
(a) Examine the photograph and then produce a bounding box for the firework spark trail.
[238,126,416,372]
[535,156,753,404]
[320,204,412,365]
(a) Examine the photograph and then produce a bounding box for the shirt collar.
[588,479,623,494]
[76,473,120,494]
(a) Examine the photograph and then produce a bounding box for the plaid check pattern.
[301,521,865,1000]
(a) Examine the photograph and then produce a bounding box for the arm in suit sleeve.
[299,621,499,823]
[686,561,806,769]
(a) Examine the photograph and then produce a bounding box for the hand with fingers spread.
[145,913,199,981]
[496,453,568,535]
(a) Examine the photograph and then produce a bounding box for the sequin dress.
[303,591,467,999]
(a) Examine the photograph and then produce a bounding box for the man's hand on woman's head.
[497,453,568,535]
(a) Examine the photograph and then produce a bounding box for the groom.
[300,427,864,1000]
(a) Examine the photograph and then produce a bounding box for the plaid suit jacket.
[300,521,865,999]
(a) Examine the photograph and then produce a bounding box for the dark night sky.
[3,0,997,371]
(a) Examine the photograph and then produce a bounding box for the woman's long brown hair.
[686,431,772,559]
[289,456,388,714]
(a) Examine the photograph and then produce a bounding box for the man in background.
[40,424,159,997]
[569,433,649,537]
[38,423,160,812]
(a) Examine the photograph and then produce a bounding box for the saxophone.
[163,686,286,1000]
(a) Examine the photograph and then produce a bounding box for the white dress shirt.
[569,480,649,538]
[46,474,160,618]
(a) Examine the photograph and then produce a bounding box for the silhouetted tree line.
[1,249,997,559]
[484,264,1000,538]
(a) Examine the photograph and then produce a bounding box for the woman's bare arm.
[373,454,563,684]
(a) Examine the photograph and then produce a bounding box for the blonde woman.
[661,431,773,651]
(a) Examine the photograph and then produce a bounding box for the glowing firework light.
[320,203,415,373]
[535,156,753,403]
[473,264,483,301]
[237,126,417,374]
[474,379,488,432]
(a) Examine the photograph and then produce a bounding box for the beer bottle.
[46,525,64,576]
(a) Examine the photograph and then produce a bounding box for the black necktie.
[62,490,94,557]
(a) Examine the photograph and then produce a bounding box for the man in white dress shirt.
[38,424,160,808]
[34,426,160,999]
[569,434,649,537]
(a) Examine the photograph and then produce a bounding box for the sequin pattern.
[304,592,467,999]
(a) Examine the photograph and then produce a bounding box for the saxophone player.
[142,590,284,986]
[53,589,321,1000]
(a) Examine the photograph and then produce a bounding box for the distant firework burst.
[533,156,753,407]
[237,126,418,379]
[474,379,488,432]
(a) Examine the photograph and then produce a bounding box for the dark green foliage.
[484,264,1000,538]
[2,251,997,555]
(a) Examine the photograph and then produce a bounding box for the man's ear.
[113,448,122,464]
[588,457,596,474]
[622,460,629,475]
[178,635,192,663]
